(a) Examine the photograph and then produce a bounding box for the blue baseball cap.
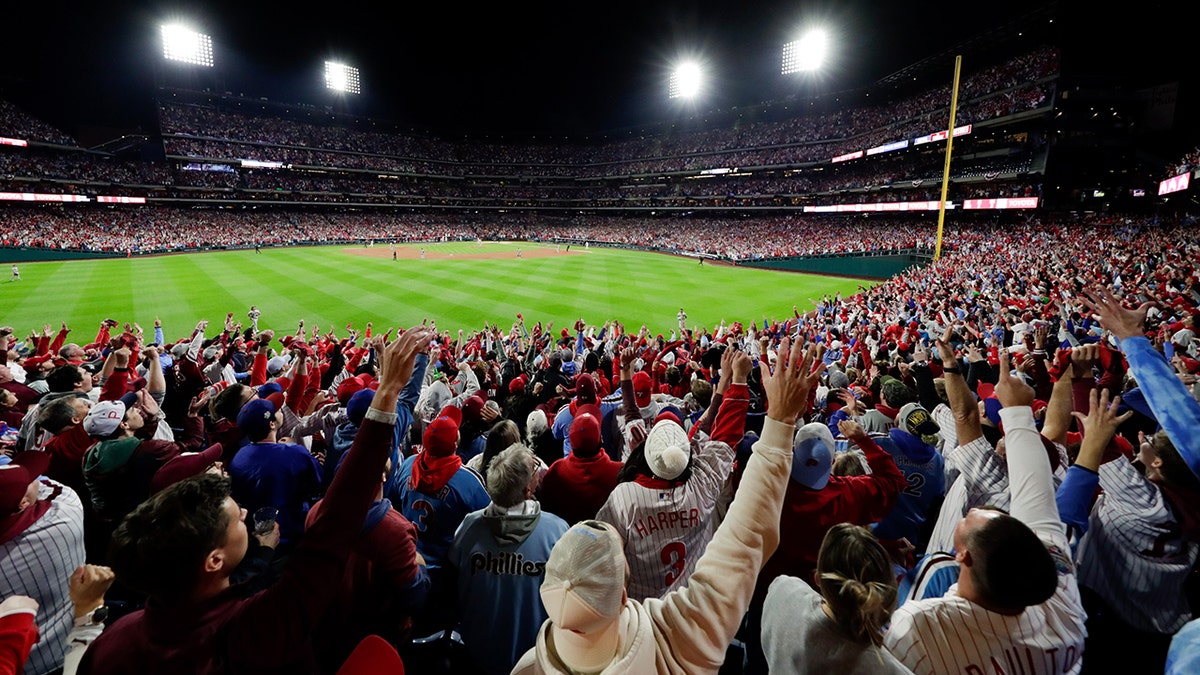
[237,398,278,442]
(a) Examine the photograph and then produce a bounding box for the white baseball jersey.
[1075,456,1198,634]
[929,435,1067,554]
[886,407,1087,675]
[596,438,735,602]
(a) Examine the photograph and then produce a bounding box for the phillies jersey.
[1075,456,1199,634]
[393,456,490,568]
[595,383,748,602]
[595,437,735,602]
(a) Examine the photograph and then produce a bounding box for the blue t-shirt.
[228,440,322,544]
[871,431,945,548]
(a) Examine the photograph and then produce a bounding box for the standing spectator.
[761,523,909,674]
[870,402,946,554]
[539,412,622,525]
[394,405,490,635]
[596,347,749,601]
[305,455,429,672]
[745,417,906,673]
[450,444,568,675]
[884,354,1086,675]
[228,396,323,546]
[0,452,86,675]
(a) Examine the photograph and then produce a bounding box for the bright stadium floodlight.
[669,62,703,99]
[161,24,214,67]
[782,29,827,74]
[325,61,361,95]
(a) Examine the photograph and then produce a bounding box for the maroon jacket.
[305,498,427,671]
[78,413,398,675]
[539,452,624,525]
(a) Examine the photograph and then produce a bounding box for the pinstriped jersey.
[1076,457,1198,633]
[595,438,735,602]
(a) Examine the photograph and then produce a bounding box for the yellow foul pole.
[934,55,963,261]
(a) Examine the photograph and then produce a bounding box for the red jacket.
[540,452,624,525]
[305,498,425,672]
[754,434,907,604]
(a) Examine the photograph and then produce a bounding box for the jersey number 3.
[661,542,687,587]
[411,499,434,533]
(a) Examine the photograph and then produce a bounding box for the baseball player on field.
[596,347,750,602]
[885,354,1087,675]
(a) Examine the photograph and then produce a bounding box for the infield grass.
[0,242,869,339]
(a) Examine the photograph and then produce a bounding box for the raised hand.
[69,564,115,620]
[375,326,434,398]
[837,418,867,441]
[759,337,824,426]
[1080,286,1154,341]
[1071,387,1133,443]
[995,351,1035,409]
[1070,343,1100,380]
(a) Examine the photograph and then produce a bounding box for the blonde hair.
[817,523,897,647]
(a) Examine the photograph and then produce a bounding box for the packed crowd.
[0,208,960,258]
[157,47,1057,179]
[1168,146,1200,179]
[2,138,1040,215]
[2,206,1199,675]
[159,79,1051,180]
[0,101,76,147]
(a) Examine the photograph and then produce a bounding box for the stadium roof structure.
[3,0,1192,141]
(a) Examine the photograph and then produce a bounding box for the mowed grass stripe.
[0,247,869,336]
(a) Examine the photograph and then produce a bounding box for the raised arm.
[1082,287,1200,480]
[647,339,819,673]
[226,326,433,671]
[994,352,1064,544]
[935,326,983,446]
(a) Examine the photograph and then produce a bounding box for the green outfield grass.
[0,242,868,339]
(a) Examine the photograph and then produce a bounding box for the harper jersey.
[595,383,749,602]
[595,437,735,602]
[393,457,490,568]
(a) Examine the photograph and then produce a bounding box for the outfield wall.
[1,243,932,280]
[734,251,932,280]
[0,247,128,262]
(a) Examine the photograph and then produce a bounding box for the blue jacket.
[450,503,568,675]
[871,429,945,548]
[228,440,322,544]
[392,459,490,568]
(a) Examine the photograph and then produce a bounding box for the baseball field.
[0,242,868,339]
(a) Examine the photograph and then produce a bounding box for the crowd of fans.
[0,101,76,146]
[157,47,1057,179]
[1,206,1199,675]
[1168,146,1200,179]
[0,207,1018,258]
[1,140,1041,212]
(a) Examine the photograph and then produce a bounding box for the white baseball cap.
[541,520,627,671]
[83,401,126,437]
[643,420,691,481]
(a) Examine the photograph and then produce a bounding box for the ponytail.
[816,524,898,648]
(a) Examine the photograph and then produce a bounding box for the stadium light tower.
[324,61,361,95]
[161,24,214,67]
[782,29,827,74]
[669,62,704,99]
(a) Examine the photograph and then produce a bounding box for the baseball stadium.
[1,1,1197,674]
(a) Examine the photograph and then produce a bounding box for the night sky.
[3,0,1191,144]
